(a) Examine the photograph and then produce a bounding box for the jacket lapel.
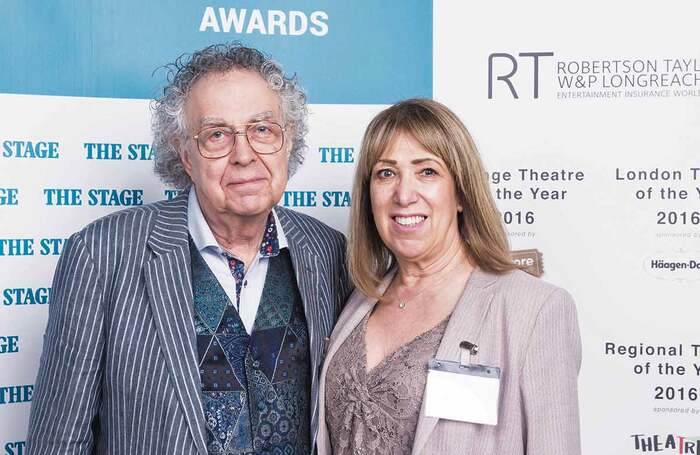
[275,208,325,365]
[411,268,498,455]
[144,192,207,454]
[275,206,332,444]
[316,271,396,454]
[324,270,397,365]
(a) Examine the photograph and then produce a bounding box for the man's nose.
[228,131,256,165]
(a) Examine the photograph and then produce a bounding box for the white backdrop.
[434,0,700,453]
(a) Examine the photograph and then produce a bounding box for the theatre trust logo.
[631,434,700,453]
[488,52,700,100]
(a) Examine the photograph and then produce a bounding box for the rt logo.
[488,52,554,99]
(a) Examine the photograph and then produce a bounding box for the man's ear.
[174,138,193,177]
[284,127,294,157]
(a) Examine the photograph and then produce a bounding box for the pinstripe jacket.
[26,191,352,455]
[317,268,581,455]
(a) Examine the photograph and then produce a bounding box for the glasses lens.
[246,122,284,154]
[197,126,235,158]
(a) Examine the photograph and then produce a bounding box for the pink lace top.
[324,313,448,455]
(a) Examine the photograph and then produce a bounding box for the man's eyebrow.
[198,111,275,127]
[249,111,274,122]
[200,116,226,127]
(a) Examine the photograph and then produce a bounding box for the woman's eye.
[376,169,394,178]
[421,167,438,176]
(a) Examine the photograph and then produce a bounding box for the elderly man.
[27,44,351,454]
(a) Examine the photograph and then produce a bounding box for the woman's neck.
[394,232,472,289]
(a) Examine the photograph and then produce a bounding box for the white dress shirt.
[187,189,288,334]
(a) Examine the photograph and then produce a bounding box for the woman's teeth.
[394,216,426,226]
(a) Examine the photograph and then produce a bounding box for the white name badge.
[424,358,501,425]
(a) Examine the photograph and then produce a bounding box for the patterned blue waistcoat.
[190,241,311,455]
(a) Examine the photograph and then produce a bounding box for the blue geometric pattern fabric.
[190,229,310,455]
[191,240,251,454]
[247,252,311,454]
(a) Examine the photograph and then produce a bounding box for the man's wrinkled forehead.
[182,69,284,128]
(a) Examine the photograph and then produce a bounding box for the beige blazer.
[317,267,581,455]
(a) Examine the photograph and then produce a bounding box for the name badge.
[424,342,501,425]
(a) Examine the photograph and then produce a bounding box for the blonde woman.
[317,99,581,455]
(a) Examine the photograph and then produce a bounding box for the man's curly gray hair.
[151,43,308,189]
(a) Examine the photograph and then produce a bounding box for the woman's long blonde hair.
[348,99,516,298]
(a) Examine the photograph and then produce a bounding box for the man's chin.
[224,198,276,218]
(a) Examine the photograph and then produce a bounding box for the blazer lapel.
[324,270,397,365]
[411,268,498,455]
[275,206,335,446]
[275,209,325,364]
[316,272,396,454]
[290,244,324,354]
[144,192,207,454]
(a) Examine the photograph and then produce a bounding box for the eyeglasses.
[192,121,286,159]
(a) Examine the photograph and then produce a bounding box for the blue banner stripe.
[0,1,432,104]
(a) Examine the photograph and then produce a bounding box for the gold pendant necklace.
[394,261,464,310]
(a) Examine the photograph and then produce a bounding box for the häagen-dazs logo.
[632,434,700,453]
[644,250,700,283]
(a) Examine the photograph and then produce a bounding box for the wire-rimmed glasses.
[192,121,286,158]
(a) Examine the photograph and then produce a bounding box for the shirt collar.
[187,188,287,256]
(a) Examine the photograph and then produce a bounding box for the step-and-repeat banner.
[1,1,698,454]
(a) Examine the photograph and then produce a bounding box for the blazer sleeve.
[520,288,582,455]
[335,234,354,309]
[26,232,106,455]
